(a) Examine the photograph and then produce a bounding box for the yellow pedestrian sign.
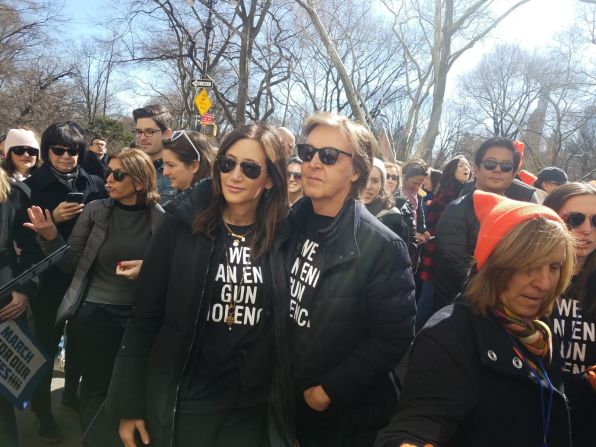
[194,89,212,115]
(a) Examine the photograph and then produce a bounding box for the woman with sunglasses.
[2,128,42,182]
[287,156,303,206]
[24,149,164,433]
[161,130,214,194]
[11,121,106,442]
[104,123,290,447]
[376,191,575,447]
[544,182,596,446]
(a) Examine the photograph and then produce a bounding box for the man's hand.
[51,201,84,224]
[586,365,596,392]
[304,385,331,412]
[119,419,150,447]
[0,292,28,321]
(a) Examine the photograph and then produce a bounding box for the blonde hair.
[384,162,402,190]
[303,112,376,198]
[0,169,10,203]
[464,217,575,318]
[113,149,160,206]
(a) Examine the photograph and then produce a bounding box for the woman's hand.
[23,206,59,241]
[304,385,331,412]
[51,201,84,224]
[415,231,431,244]
[119,419,150,447]
[116,260,143,280]
[0,292,28,321]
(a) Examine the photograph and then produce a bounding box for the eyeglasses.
[481,159,514,173]
[133,128,162,138]
[288,171,302,181]
[104,168,131,182]
[50,146,80,157]
[217,155,264,180]
[168,130,201,161]
[562,212,596,230]
[296,143,353,165]
[387,174,400,182]
[10,146,39,157]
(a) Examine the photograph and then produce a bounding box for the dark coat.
[12,163,106,297]
[104,180,292,447]
[432,193,477,313]
[460,178,539,203]
[283,198,416,446]
[365,198,411,248]
[375,303,572,447]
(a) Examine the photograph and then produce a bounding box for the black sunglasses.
[217,155,264,180]
[562,212,596,230]
[387,174,400,182]
[105,168,131,182]
[50,146,80,157]
[296,143,353,165]
[481,159,514,173]
[288,171,302,181]
[10,146,39,157]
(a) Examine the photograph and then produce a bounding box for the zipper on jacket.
[169,242,214,446]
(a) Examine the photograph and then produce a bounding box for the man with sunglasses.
[132,105,177,204]
[11,122,106,443]
[431,137,534,317]
[282,112,415,447]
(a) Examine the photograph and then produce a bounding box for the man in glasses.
[132,104,177,203]
[283,112,415,447]
[431,137,534,318]
[11,122,106,443]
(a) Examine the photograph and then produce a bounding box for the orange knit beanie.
[473,190,563,269]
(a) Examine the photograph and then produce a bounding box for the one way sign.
[191,79,213,89]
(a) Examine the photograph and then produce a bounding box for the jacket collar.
[27,162,92,190]
[162,178,212,227]
[289,197,360,270]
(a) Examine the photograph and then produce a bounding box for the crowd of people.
[0,105,594,447]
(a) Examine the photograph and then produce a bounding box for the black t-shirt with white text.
[288,212,332,391]
[179,224,270,412]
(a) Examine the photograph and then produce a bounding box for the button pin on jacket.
[512,357,523,369]
[487,350,497,361]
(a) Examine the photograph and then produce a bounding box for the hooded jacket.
[104,180,292,447]
[375,303,571,447]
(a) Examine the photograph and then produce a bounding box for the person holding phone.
[25,149,164,433]
[12,122,105,443]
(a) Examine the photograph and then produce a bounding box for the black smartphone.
[66,192,84,204]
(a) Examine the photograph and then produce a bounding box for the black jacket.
[104,180,292,447]
[366,198,411,249]
[431,193,477,313]
[375,303,571,447]
[283,198,416,443]
[12,163,105,297]
[460,178,539,203]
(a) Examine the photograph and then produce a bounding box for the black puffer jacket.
[375,303,571,447]
[431,193,478,313]
[283,198,416,444]
[365,197,411,249]
[104,180,292,447]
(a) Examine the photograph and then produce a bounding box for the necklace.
[223,221,255,247]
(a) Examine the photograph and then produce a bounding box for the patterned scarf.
[493,306,552,369]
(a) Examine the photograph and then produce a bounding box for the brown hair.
[192,123,288,259]
[464,217,575,318]
[112,149,160,206]
[401,158,428,180]
[162,131,214,184]
[303,112,374,198]
[544,182,596,318]
[132,104,172,132]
